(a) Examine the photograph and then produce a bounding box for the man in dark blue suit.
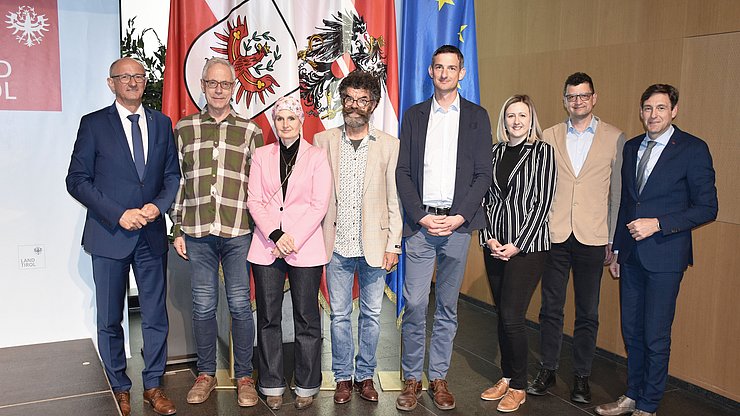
[66,57,180,416]
[595,84,717,416]
[395,45,493,412]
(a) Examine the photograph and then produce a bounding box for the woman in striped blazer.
[479,95,557,412]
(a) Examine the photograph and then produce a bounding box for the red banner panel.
[0,0,61,111]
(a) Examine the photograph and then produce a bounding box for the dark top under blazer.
[481,140,557,253]
[613,125,717,272]
[66,102,181,260]
[396,97,493,237]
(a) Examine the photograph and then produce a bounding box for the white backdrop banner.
[0,0,120,347]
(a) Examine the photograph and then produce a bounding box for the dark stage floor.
[5,295,735,416]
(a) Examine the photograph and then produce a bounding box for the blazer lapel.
[268,142,284,203]
[363,134,378,195]
[491,143,507,194]
[328,131,341,197]
[625,139,640,199]
[143,107,155,179]
[508,142,534,187]
[554,123,576,177]
[416,101,432,183]
[641,127,682,195]
[284,139,309,201]
[107,103,139,178]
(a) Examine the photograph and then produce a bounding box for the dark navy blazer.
[66,102,181,260]
[395,97,493,237]
[613,125,717,273]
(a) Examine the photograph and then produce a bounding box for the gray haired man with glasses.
[529,72,625,403]
[169,57,263,408]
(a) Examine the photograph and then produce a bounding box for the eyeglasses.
[111,73,146,83]
[641,105,670,114]
[564,93,594,102]
[342,95,373,108]
[203,79,234,90]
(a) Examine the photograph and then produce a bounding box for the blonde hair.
[496,94,542,143]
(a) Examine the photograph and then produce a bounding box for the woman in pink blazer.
[246,96,331,410]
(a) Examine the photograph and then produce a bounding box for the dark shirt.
[270,138,300,243]
[496,140,526,197]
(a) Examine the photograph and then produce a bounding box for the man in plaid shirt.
[169,58,263,407]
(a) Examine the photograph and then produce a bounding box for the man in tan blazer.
[528,72,625,404]
[314,70,402,405]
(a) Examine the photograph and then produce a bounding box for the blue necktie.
[127,114,146,180]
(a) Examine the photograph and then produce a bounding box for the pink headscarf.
[271,96,305,123]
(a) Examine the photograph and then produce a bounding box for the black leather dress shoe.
[526,368,556,395]
[571,375,591,403]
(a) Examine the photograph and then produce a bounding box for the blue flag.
[400,0,480,112]
[385,0,480,321]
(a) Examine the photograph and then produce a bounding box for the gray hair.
[201,57,236,81]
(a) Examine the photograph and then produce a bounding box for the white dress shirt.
[422,94,460,207]
[566,116,598,177]
[115,101,149,163]
[637,125,673,183]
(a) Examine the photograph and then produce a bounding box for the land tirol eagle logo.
[191,2,388,123]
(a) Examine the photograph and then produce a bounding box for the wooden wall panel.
[465,0,740,402]
[679,32,740,224]
[685,0,740,36]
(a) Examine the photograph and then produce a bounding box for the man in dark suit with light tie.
[595,84,717,416]
[395,45,493,412]
[66,57,180,416]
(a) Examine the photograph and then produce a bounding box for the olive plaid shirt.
[170,108,263,238]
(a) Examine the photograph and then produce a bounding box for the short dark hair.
[563,72,594,95]
[338,70,382,103]
[640,84,679,109]
[431,44,464,68]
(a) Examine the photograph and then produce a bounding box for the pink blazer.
[247,139,332,267]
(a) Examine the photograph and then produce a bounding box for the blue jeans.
[185,233,254,378]
[327,252,387,382]
[401,229,471,381]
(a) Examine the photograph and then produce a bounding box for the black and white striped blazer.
[480,140,557,253]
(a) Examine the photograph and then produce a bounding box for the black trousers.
[252,260,323,396]
[484,248,547,390]
[537,234,605,376]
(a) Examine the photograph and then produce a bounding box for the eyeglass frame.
[111,73,147,83]
[341,94,374,108]
[202,79,235,90]
[564,92,594,103]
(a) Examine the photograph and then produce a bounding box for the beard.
[342,108,370,129]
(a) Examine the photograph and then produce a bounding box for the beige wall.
[463,0,740,402]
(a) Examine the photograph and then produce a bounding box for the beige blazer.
[543,117,625,245]
[314,127,403,267]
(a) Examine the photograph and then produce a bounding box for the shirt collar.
[432,94,460,114]
[341,124,375,146]
[566,115,598,135]
[200,106,238,124]
[644,124,674,146]
[115,101,144,118]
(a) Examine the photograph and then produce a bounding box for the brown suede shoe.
[481,378,509,401]
[186,373,216,404]
[429,379,455,410]
[237,376,258,407]
[143,387,177,415]
[334,380,352,404]
[114,391,131,416]
[354,378,379,402]
[266,395,282,410]
[395,378,422,411]
[294,394,314,410]
[497,388,526,413]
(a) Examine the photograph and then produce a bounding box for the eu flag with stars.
[400,0,480,113]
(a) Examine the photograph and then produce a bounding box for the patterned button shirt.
[171,108,263,238]
[333,127,371,258]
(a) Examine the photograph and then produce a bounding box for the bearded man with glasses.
[314,70,403,405]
